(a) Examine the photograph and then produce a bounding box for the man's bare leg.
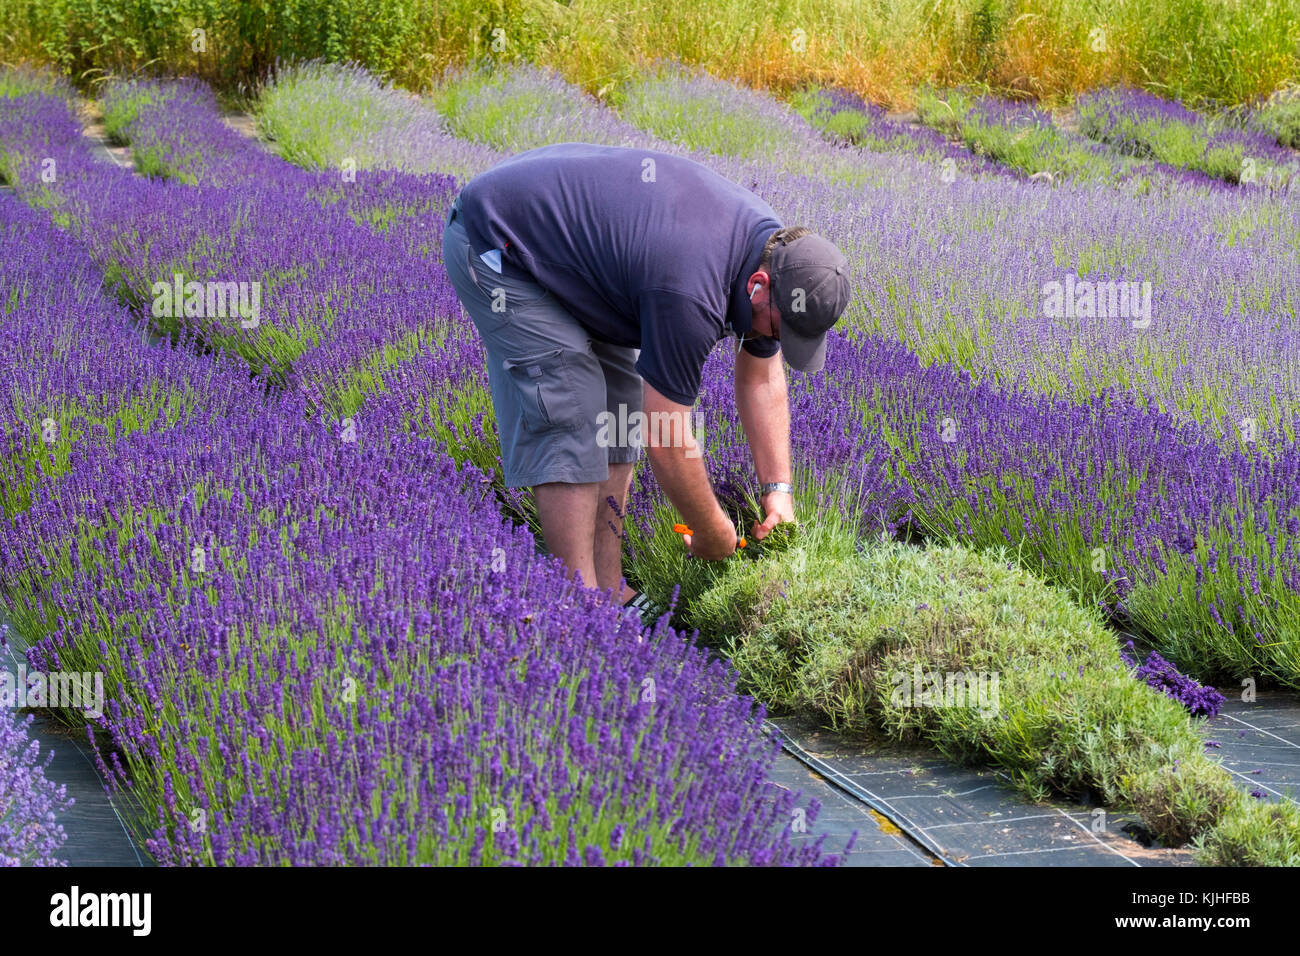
[533,481,599,593]
[594,461,636,603]
[533,464,636,605]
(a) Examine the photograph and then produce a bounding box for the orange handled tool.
[673,523,745,549]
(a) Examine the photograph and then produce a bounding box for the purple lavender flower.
[0,709,73,866]
[1121,642,1227,718]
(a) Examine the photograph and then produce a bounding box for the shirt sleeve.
[635,288,724,406]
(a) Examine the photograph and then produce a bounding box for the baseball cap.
[767,232,852,373]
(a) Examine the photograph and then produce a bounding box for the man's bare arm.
[642,381,737,560]
[735,347,795,538]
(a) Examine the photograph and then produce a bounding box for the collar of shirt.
[724,222,780,342]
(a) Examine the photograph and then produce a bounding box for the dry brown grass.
[3,0,1295,108]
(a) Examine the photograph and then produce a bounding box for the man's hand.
[752,490,795,541]
[680,516,741,560]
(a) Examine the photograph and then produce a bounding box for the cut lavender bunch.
[1121,641,1228,718]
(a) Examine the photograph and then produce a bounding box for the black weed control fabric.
[1,633,151,867]
[766,716,1198,867]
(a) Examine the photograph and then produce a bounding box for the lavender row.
[2,377,844,864]
[96,78,506,425]
[421,63,1300,449]
[1,85,844,866]
[100,78,307,187]
[259,63,1300,683]
[257,61,502,183]
[0,701,71,866]
[347,288,1300,684]
[1076,88,1300,190]
[0,86,462,423]
[0,184,266,521]
[824,332,1300,684]
[791,86,1016,180]
[908,88,1230,191]
[1,140,279,867]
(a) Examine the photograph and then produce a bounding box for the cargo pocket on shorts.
[501,348,583,433]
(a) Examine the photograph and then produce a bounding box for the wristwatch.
[761,482,794,496]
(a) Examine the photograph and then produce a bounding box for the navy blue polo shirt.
[456,142,783,406]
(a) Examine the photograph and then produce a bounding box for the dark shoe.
[623,591,662,628]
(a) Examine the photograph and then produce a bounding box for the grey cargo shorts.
[442,194,643,488]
